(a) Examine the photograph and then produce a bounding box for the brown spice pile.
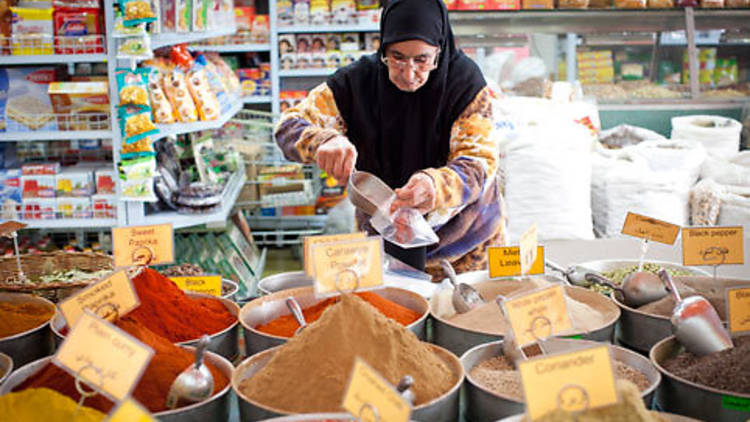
[662,335,750,394]
[470,355,651,400]
[239,294,456,413]
[0,301,54,338]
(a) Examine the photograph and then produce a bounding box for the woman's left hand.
[391,173,436,215]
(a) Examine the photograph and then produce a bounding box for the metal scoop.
[166,335,214,409]
[545,261,593,287]
[397,375,416,405]
[659,269,733,356]
[441,259,484,314]
[285,297,307,335]
[584,271,668,307]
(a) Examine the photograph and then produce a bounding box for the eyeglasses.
[380,49,440,72]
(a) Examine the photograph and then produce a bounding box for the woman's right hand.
[315,135,357,182]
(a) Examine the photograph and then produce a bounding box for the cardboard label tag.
[342,357,411,422]
[726,287,750,335]
[303,232,367,276]
[112,224,175,267]
[501,284,573,347]
[59,270,139,326]
[519,224,538,275]
[519,345,618,420]
[621,212,680,245]
[488,246,545,278]
[108,398,156,422]
[169,275,222,297]
[682,226,744,266]
[311,237,384,296]
[54,311,153,402]
[0,220,27,237]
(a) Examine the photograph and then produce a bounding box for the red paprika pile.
[14,317,229,413]
[255,291,422,338]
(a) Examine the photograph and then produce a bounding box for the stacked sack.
[691,152,750,235]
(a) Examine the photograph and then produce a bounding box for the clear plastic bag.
[370,207,439,249]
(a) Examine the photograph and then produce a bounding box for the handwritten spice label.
[311,237,384,296]
[621,212,681,245]
[303,232,367,276]
[342,358,411,422]
[112,224,174,267]
[726,287,750,335]
[682,226,744,266]
[59,270,139,326]
[488,246,545,278]
[501,284,573,347]
[169,275,222,297]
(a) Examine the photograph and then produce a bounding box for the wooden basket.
[0,252,114,302]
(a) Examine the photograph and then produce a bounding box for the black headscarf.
[327,0,486,189]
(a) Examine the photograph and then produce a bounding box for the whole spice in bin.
[240,294,456,412]
[662,335,750,395]
[255,291,421,338]
[0,388,106,421]
[0,300,54,338]
[15,316,229,413]
[469,354,651,400]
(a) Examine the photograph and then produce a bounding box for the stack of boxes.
[237,62,271,98]
[278,32,378,71]
[443,0,521,9]
[577,50,615,85]
[277,0,380,27]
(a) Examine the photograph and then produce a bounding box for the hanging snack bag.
[119,156,157,201]
[145,68,176,124]
[119,0,157,26]
[164,68,199,122]
[195,54,231,113]
[187,59,220,121]
[120,136,155,160]
[170,43,195,70]
[115,68,149,107]
[117,35,152,59]
[193,0,208,31]
[119,105,158,143]
[176,0,192,32]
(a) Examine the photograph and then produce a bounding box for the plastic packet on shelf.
[117,36,153,59]
[120,178,157,201]
[164,68,198,123]
[115,67,149,106]
[145,68,176,124]
[370,205,439,249]
[118,105,158,143]
[119,0,157,26]
[187,60,220,121]
[113,8,147,37]
[120,155,156,179]
[120,137,155,160]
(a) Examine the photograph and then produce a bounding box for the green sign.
[722,395,750,412]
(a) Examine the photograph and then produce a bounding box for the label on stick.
[519,224,539,275]
[501,284,572,347]
[311,237,384,296]
[726,287,750,335]
[518,345,618,421]
[169,275,222,297]
[342,357,411,422]
[59,270,139,326]
[682,226,744,266]
[621,212,680,245]
[303,232,367,276]
[112,224,174,267]
[54,311,153,402]
[488,246,545,278]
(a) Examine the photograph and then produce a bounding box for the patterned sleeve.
[421,87,498,226]
[274,83,347,163]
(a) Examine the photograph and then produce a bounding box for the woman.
[275,0,506,280]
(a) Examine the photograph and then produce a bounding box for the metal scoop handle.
[286,297,307,333]
[584,273,624,294]
[441,259,459,288]
[545,260,568,275]
[658,269,682,303]
[194,335,209,369]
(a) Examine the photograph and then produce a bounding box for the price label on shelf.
[726,287,750,335]
[169,275,222,297]
[621,212,680,245]
[59,270,140,327]
[518,345,618,421]
[342,358,411,422]
[682,226,744,266]
[112,224,174,267]
[107,398,156,422]
[501,284,572,347]
[311,237,384,296]
[488,246,545,278]
[519,224,538,275]
[303,232,367,276]
[55,311,153,402]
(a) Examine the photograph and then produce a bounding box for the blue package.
[0,69,7,133]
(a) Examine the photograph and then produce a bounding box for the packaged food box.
[56,167,94,197]
[95,167,116,194]
[92,194,116,218]
[0,169,22,219]
[280,53,296,70]
[331,0,357,24]
[22,198,56,220]
[356,0,379,9]
[21,174,56,198]
[277,0,294,26]
[10,6,54,55]
[296,53,312,69]
[577,50,613,61]
[326,51,342,68]
[293,0,310,25]
[193,0,208,31]
[57,196,91,219]
[235,6,254,31]
[0,67,57,133]
[311,52,326,69]
[310,0,330,24]
[53,6,103,54]
[522,0,554,8]
[227,223,261,271]
[251,15,269,43]
[48,82,109,131]
[22,162,60,175]
[295,34,312,53]
[238,68,260,96]
[364,33,380,51]
[278,34,295,53]
[357,8,379,23]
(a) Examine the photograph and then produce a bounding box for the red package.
[53,7,103,54]
[170,44,194,71]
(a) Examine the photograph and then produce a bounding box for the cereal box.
[0,67,57,132]
[47,82,110,131]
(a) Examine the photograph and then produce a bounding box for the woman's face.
[383,39,439,93]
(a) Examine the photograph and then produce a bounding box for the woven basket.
[0,252,114,302]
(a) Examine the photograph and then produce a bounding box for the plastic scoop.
[441,259,484,314]
[584,271,667,307]
[165,335,214,409]
[659,269,733,356]
[285,297,307,335]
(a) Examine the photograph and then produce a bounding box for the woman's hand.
[315,135,357,182]
[391,172,436,215]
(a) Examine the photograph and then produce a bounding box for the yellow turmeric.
[0,388,106,421]
[0,301,55,338]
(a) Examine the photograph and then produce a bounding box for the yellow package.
[10,7,53,55]
[164,69,198,123]
[124,112,156,138]
[186,66,220,121]
[147,70,176,124]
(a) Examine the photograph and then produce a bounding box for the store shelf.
[0,130,113,142]
[154,99,243,140]
[598,98,748,111]
[151,26,238,50]
[141,170,247,229]
[243,96,272,104]
[448,9,750,35]
[189,43,271,53]
[18,218,118,230]
[0,53,108,65]
[279,68,336,77]
[278,24,379,33]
